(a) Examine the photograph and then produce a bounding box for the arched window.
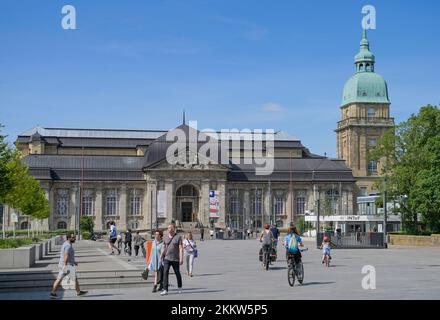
[21,221,29,230]
[57,221,67,230]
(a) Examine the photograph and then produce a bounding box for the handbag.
[141,267,149,280]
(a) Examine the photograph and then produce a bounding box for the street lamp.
[383,176,388,248]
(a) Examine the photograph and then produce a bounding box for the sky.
[0,0,439,157]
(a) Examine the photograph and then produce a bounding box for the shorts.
[57,265,75,281]
[109,238,117,244]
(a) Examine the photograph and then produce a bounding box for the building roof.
[341,29,390,107]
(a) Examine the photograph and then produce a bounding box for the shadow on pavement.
[192,273,223,277]
[300,281,335,286]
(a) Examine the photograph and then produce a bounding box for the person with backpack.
[259,224,275,269]
[108,221,120,255]
[284,225,304,265]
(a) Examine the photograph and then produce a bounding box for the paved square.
[1,238,440,300]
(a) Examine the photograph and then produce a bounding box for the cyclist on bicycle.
[259,224,275,268]
[320,236,332,264]
[284,225,304,264]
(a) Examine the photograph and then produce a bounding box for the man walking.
[160,224,183,296]
[50,233,87,299]
[200,226,204,241]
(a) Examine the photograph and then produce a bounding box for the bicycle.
[259,241,277,270]
[323,252,331,267]
[287,248,308,287]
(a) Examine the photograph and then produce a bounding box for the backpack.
[262,230,274,246]
[110,227,117,239]
[287,234,299,253]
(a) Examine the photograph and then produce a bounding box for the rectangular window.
[360,187,368,196]
[252,189,262,216]
[274,196,284,216]
[130,189,142,216]
[56,189,69,216]
[105,189,117,216]
[368,160,378,173]
[295,190,307,215]
[368,138,377,147]
[82,189,94,216]
[229,190,240,215]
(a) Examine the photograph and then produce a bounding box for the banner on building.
[209,190,220,218]
[157,190,167,218]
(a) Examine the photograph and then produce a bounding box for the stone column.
[119,184,127,231]
[141,187,149,231]
[95,187,103,231]
[243,190,250,232]
[69,187,78,231]
[264,185,271,225]
[147,181,157,232]
[47,188,55,230]
[165,180,174,226]
[286,188,293,225]
[217,180,226,229]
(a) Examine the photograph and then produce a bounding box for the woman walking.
[150,230,165,293]
[183,232,197,277]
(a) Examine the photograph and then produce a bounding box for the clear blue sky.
[0,0,439,157]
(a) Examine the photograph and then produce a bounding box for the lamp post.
[383,176,388,248]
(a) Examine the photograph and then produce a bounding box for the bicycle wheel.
[287,264,295,287]
[296,262,304,285]
[265,251,270,270]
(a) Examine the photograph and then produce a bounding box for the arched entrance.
[176,185,199,223]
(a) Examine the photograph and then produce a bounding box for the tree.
[80,216,94,234]
[370,105,440,234]
[0,124,49,221]
[0,125,14,201]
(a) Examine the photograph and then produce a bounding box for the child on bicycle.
[320,236,332,263]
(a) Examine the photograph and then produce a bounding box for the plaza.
[1,237,439,300]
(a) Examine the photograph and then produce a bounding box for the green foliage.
[0,125,14,200]
[0,238,33,249]
[80,216,94,233]
[370,105,440,234]
[81,231,91,240]
[0,126,49,220]
[296,217,313,234]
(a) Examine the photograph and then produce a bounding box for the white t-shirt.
[184,239,196,253]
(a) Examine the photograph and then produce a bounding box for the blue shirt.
[284,233,302,247]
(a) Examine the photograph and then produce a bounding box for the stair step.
[0,270,143,281]
[0,280,149,292]
[0,276,150,288]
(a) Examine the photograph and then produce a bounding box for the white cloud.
[259,102,286,113]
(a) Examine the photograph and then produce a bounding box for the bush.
[0,238,34,249]
[81,231,91,240]
[80,216,94,234]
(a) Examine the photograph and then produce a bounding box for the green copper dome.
[341,29,390,107]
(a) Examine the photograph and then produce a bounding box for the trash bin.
[217,230,224,240]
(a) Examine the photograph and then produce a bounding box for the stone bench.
[0,245,36,269]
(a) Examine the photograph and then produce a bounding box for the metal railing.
[317,232,385,249]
